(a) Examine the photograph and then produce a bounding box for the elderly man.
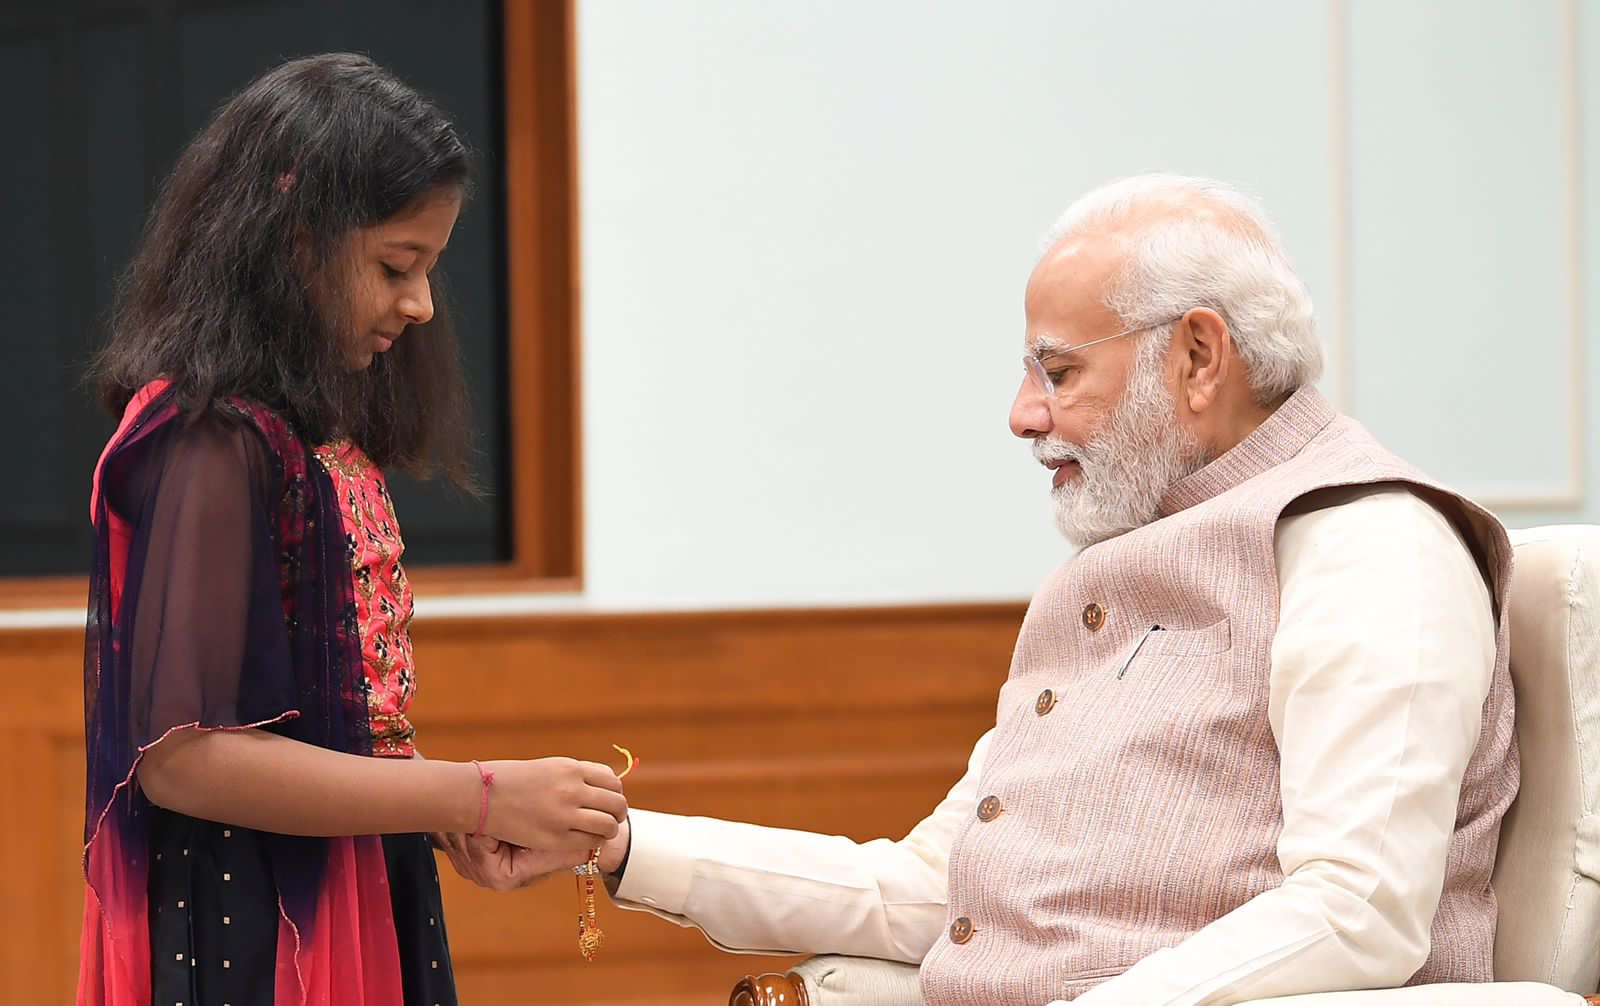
[594,175,1517,1005]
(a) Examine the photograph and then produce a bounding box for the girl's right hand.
[479,757,627,852]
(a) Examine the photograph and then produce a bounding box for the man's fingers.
[431,831,524,891]
[465,833,501,855]
[503,848,559,886]
[437,834,466,858]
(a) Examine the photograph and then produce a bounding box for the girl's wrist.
[468,759,495,837]
[422,758,482,836]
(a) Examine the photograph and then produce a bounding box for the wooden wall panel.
[0,602,1022,1005]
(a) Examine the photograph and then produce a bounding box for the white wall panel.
[576,0,1333,606]
[1345,0,1581,508]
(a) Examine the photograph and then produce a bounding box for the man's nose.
[1010,379,1051,439]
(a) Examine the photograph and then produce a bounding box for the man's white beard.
[1034,350,1209,548]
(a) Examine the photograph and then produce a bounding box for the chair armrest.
[732,961,1599,1006]
[730,972,807,1006]
[732,955,923,1006]
[1239,984,1589,1005]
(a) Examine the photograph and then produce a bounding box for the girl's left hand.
[431,831,591,891]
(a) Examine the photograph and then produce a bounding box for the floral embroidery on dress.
[312,439,417,757]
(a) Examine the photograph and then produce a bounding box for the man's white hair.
[1041,174,1323,405]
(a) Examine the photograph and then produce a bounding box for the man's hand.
[432,831,595,892]
[598,816,631,876]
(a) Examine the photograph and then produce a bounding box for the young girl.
[78,53,624,1006]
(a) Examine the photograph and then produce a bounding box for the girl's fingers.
[569,808,622,842]
[581,786,629,822]
[579,761,624,791]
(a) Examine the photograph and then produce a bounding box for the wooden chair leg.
[730,971,810,1006]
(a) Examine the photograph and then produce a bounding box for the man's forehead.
[1029,230,1122,296]
[1024,238,1123,351]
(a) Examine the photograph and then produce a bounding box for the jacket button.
[949,916,974,944]
[1035,688,1056,716]
[1082,602,1106,631]
[976,796,1003,822]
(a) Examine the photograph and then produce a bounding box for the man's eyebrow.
[1027,334,1068,357]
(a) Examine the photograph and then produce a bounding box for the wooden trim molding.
[0,575,85,611]
[0,0,583,606]
[500,0,583,582]
[1,601,1022,1004]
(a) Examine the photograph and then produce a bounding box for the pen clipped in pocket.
[1115,624,1165,679]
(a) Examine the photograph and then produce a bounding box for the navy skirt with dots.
[146,809,457,1006]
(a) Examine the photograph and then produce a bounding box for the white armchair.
[732,525,1600,1006]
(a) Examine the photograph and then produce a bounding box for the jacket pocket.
[1137,617,1231,657]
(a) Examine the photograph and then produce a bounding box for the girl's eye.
[381,262,407,279]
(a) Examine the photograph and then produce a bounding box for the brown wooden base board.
[0,602,1021,1003]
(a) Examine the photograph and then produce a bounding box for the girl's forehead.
[364,190,462,250]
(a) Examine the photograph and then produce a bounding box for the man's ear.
[1174,308,1230,415]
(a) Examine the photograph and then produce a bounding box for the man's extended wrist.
[602,826,633,895]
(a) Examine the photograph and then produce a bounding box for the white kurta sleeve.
[610,729,990,961]
[1066,486,1497,1006]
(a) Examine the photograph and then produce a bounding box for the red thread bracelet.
[469,759,495,837]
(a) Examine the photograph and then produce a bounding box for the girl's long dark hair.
[93,52,475,485]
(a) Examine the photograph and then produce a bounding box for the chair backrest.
[1492,525,1600,989]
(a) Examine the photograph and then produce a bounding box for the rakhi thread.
[576,744,638,961]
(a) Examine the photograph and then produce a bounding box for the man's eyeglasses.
[1021,315,1185,397]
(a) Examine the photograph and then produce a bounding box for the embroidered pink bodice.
[313,439,417,758]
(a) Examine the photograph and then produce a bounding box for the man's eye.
[1046,366,1074,385]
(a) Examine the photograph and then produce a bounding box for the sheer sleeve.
[106,413,298,752]
[81,399,384,1004]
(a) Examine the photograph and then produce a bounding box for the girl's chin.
[343,350,376,372]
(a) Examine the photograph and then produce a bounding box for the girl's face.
[336,187,463,370]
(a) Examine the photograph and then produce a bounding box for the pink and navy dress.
[78,382,455,1006]
[313,438,419,761]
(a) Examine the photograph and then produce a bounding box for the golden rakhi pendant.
[574,744,637,962]
[577,917,605,961]
[576,851,605,962]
